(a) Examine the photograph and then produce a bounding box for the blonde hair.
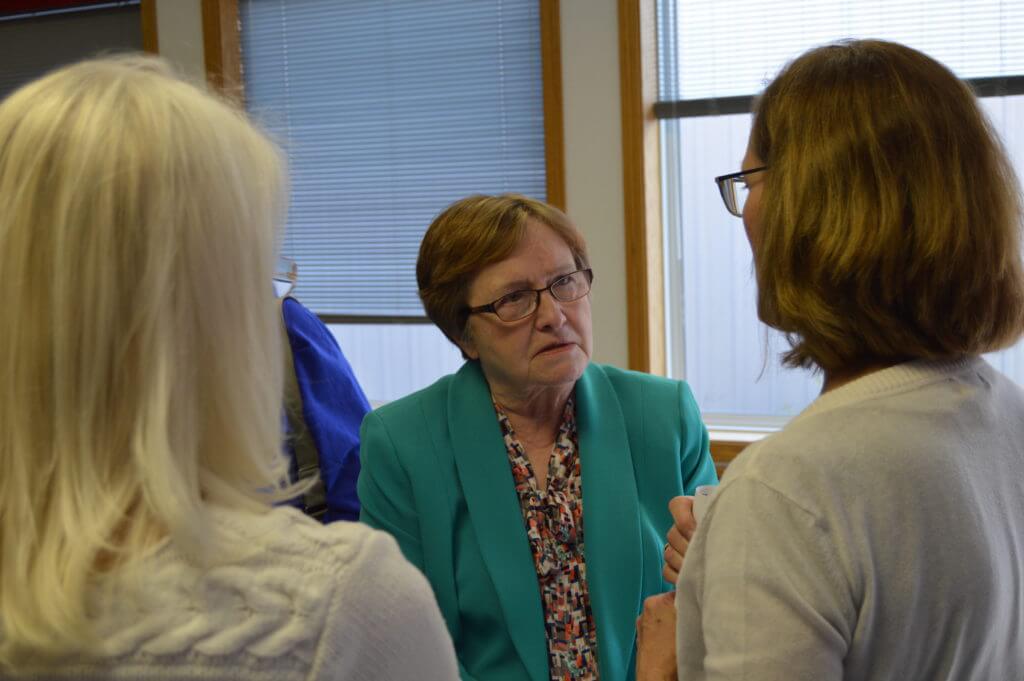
[417,194,589,356]
[751,40,1024,373]
[0,56,295,663]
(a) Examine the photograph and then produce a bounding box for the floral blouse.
[494,397,600,680]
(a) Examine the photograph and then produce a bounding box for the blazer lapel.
[449,362,549,681]
[576,364,643,681]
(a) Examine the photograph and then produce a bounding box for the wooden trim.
[654,95,754,118]
[140,0,158,54]
[709,439,749,480]
[618,0,664,374]
[201,0,241,102]
[654,76,1024,121]
[540,0,565,210]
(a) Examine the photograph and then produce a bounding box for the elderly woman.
[637,40,1024,681]
[358,194,717,681]
[0,57,457,679]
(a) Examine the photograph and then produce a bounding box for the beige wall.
[153,0,205,87]
[560,0,629,368]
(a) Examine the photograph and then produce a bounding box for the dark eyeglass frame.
[714,166,768,218]
[466,268,594,322]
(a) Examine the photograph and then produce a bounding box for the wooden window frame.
[540,0,565,210]
[140,0,157,53]
[619,0,754,468]
[200,0,241,101]
[618,0,664,377]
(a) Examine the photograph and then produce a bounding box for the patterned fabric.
[495,397,600,680]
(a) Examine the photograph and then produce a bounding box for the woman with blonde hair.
[0,57,457,679]
[637,40,1024,680]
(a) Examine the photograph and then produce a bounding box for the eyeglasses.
[467,269,594,322]
[273,256,298,298]
[714,166,767,218]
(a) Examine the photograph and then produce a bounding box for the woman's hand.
[636,592,679,681]
[662,496,697,584]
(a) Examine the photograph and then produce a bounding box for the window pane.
[980,95,1024,378]
[661,0,1024,100]
[326,323,464,404]
[659,0,1024,425]
[662,114,821,426]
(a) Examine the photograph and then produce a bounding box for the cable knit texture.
[4,507,459,680]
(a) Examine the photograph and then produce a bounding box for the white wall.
[560,0,630,368]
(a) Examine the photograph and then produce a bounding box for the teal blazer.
[358,362,716,681]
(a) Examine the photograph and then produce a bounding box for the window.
[656,0,1024,429]
[240,0,554,402]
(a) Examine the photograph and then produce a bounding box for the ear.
[456,323,480,360]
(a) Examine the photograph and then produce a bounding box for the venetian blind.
[658,0,1024,101]
[240,0,547,318]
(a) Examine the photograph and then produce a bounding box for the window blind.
[658,0,1024,102]
[240,0,547,318]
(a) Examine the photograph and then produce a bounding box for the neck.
[821,361,898,394]
[490,383,573,444]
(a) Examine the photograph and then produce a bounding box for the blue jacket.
[359,361,716,681]
[282,297,370,522]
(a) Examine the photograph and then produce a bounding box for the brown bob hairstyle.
[750,39,1024,374]
[417,194,589,353]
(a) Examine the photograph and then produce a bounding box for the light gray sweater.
[677,357,1024,681]
[4,506,459,680]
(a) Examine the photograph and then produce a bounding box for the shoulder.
[243,511,459,678]
[730,357,1024,504]
[361,374,455,465]
[719,391,923,526]
[369,371,456,427]
[366,362,490,440]
[586,363,699,418]
[588,362,689,396]
[281,296,318,326]
[299,516,459,678]
[90,507,437,668]
[218,505,406,572]
[729,360,989,486]
[177,508,421,613]
[281,297,335,348]
[724,410,853,491]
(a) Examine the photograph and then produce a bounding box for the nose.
[533,288,567,331]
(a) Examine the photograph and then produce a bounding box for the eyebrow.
[492,268,578,297]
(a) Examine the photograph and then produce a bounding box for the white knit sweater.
[677,357,1024,681]
[4,507,459,680]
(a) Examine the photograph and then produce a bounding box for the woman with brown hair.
[637,39,1024,681]
[359,194,717,681]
